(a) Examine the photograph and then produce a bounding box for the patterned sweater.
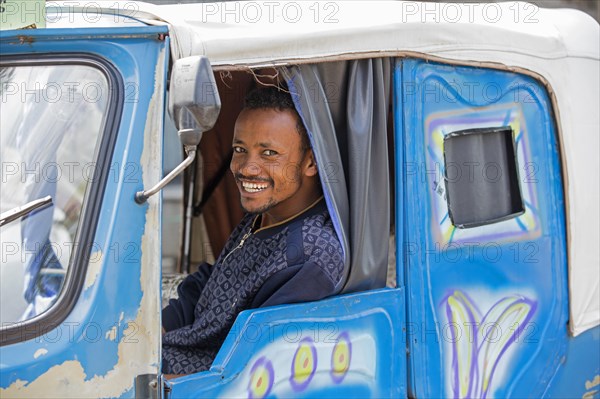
[162,198,344,374]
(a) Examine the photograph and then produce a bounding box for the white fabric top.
[54,1,600,335]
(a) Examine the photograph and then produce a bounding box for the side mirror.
[169,56,221,146]
[135,56,221,204]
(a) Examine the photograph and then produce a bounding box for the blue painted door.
[0,26,169,398]
[400,58,570,398]
[167,290,407,398]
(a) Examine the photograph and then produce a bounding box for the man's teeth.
[242,181,268,192]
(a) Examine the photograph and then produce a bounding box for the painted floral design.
[290,337,317,391]
[330,331,352,384]
[247,356,274,399]
[442,291,537,398]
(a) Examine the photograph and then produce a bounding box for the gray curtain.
[285,59,391,293]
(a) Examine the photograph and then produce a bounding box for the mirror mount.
[135,56,220,204]
[134,146,197,204]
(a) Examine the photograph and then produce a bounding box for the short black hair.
[244,87,310,153]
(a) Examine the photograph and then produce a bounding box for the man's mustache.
[233,173,273,185]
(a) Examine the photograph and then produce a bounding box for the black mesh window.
[443,126,524,228]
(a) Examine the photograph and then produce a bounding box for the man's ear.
[303,149,319,177]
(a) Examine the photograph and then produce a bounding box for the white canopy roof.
[56,1,600,335]
[129,1,598,64]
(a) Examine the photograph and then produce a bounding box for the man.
[161,87,344,375]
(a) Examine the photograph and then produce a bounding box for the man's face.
[230,108,318,221]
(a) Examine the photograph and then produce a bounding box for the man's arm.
[252,261,337,308]
[252,212,344,309]
[162,262,213,332]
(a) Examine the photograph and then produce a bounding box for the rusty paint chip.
[17,35,35,45]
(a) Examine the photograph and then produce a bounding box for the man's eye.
[233,146,245,153]
[263,149,278,156]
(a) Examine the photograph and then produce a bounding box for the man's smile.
[241,180,269,193]
[234,173,273,195]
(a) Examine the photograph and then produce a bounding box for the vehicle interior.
[161,64,398,310]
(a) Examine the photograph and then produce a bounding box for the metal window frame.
[0,54,123,346]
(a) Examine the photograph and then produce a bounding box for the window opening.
[443,126,524,228]
[0,62,110,326]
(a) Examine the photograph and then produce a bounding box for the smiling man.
[232,90,321,222]
[161,87,344,375]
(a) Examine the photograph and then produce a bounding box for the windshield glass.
[0,63,108,324]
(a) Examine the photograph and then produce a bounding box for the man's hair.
[244,87,310,154]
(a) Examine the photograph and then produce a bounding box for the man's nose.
[234,156,263,177]
[242,162,262,176]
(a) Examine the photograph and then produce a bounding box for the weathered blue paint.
[0,26,164,42]
[166,288,408,398]
[543,326,600,397]
[1,21,597,398]
[393,59,406,290]
[400,58,598,398]
[0,26,168,398]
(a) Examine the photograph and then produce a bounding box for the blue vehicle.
[1,1,598,398]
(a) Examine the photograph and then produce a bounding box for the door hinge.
[135,374,159,399]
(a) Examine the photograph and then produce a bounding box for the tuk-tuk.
[1,1,598,398]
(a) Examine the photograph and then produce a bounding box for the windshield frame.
[0,54,124,346]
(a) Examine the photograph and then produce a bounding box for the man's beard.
[241,197,277,215]
[236,169,302,216]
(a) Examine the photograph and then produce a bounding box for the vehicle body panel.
[400,58,572,398]
[167,289,406,398]
[0,27,168,398]
[0,2,598,398]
